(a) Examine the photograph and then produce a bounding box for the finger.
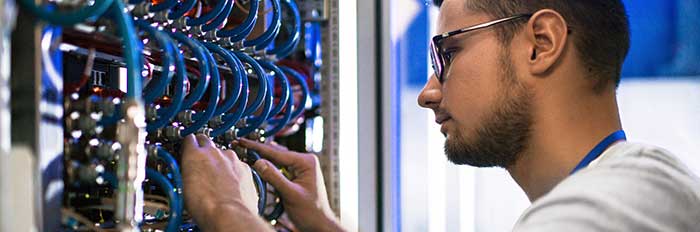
[181,134,199,153]
[252,159,296,197]
[268,141,289,151]
[239,138,297,166]
[222,149,240,162]
[195,134,215,148]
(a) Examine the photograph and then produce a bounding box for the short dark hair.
[433,0,630,91]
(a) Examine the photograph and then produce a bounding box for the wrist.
[299,214,344,232]
[198,201,255,231]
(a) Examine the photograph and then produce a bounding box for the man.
[182,0,700,231]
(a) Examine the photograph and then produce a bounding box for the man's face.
[418,0,533,168]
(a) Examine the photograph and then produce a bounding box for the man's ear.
[524,9,569,75]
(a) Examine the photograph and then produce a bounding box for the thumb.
[253,159,297,197]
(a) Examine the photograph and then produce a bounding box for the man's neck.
[506,87,622,202]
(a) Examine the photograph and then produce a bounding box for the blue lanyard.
[570,130,627,175]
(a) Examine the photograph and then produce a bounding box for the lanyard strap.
[570,130,627,175]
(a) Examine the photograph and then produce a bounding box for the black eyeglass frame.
[429,14,534,83]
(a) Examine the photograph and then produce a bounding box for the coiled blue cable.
[210,74,248,137]
[243,0,281,50]
[180,41,221,136]
[201,0,234,32]
[168,0,197,19]
[191,45,222,121]
[136,20,174,104]
[267,0,300,58]
[280,67,309,120]
[246,151,267,216]
[146,168,181,232]
[155,147,183,226]
[150,0,179,12]
[238,75,272,136]
[186,0,228,26]
[275,35,300,59]
[18,0,114,26]
[251,5,281,51]
[147,36,187,133]
[266,68,308,135]
[263,84,292,137]
[210,50,249,138]
[235,52,268,116]
[169,32,210,110]
[216,0,258,40]
[251,170,267,216]
[258,60,289,118]
[204,43,243,115]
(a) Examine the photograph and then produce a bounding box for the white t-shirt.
[513,142,700,231]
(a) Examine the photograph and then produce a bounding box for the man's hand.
[238,138,345,232]
[180,134,271,231]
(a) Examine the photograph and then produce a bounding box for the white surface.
[1,146,38,232]
[339,0,359,231]
[617,78,700,176]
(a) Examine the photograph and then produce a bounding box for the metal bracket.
[115,100,147,231]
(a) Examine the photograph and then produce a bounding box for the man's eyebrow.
[440,33,466,48]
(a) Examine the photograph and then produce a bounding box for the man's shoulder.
[589,142,700,192]
[514,142,700,232]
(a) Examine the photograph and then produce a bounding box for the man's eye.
[443,50,457,64]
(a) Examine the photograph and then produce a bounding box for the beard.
[444,50,533,168]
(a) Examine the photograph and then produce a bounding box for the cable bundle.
[19,0,315,230]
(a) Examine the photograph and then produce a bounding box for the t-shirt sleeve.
[513,145,700,232]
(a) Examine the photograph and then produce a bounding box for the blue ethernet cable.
[135,20,175,104]
[186,0,228,26]
[246,151,267,216]
[18,0,114,26]
[168,0,196,19]
[216,0,259,40]
[146,168,181,232]
[234,51,268,116]
[210,50,249,138]
[155,147,184,225]
[180,40,221,136]
[190,44,222,121]
[243,0,281,50]
[263,82,292,137]
[251,170,267,216]
[97,0,145,125]
[267,0,300,58]
[147,36,187,133]
[150,0,179,12]
[280,67,309,120]
[110,0,144,100]
[258,60,289,118]
[238,75,272,137]
[204,43,243,115]
[249,0,281,51]
[168,32,211,110]
[201,0,234,32]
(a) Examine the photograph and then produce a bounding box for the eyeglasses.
[429,14,533,83]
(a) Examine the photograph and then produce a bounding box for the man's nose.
[417,74,442,109]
